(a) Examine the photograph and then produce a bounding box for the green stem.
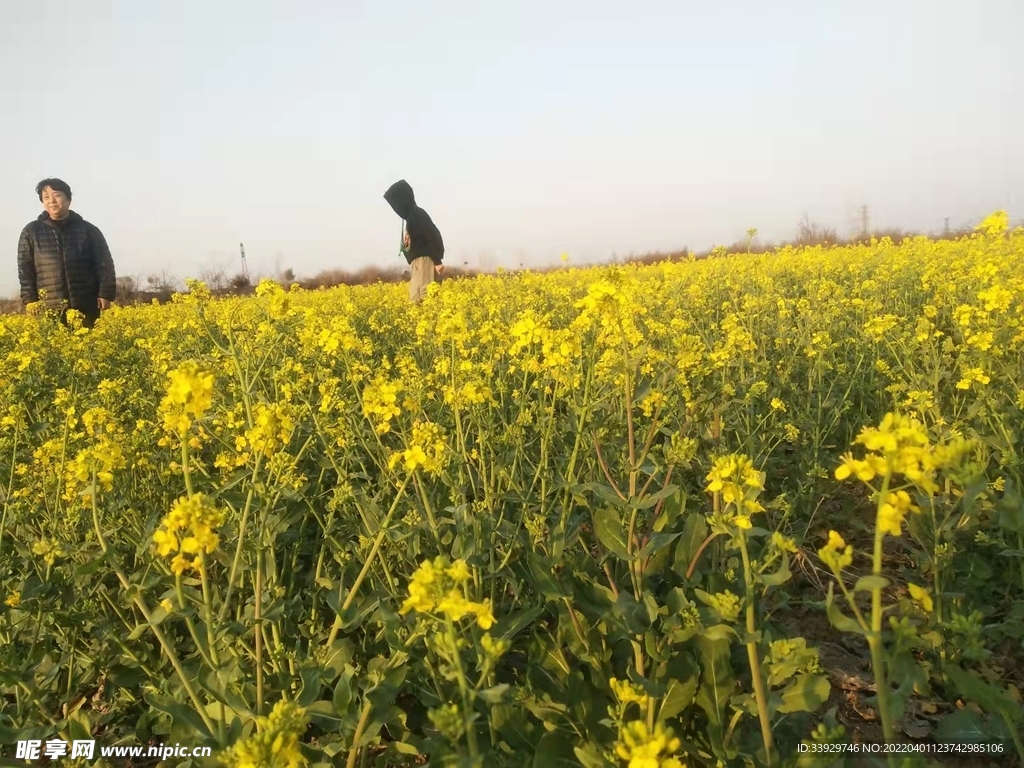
[255,545,264,716]
[446,618,480,761]
[871,474,897,753]
[327,475,411,645]
[739,529,775,765]
[181,437,195,498]
[414,473,440,542]
[216,453,262,627]
[90,468,217,736]
[0,428,18,557]
[345,699,374,768]
[199,555,226,743]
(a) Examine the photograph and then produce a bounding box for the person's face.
[40,187,71,220]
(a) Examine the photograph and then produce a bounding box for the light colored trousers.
[409,256,436,303]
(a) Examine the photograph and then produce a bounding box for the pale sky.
[2,0,1021,296]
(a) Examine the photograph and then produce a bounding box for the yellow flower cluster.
[705,454,766,527]
[244,402,295,458]
[907,583,934,613]
[877,489,918,537]
[32,538,66,567]
[835,412,972,495]
[400,556,494,629]
[609,677,649,709]
[361,377,402,434]
[388,420,447,475]
[614,721,686,768]
[818,530,854,573]
[705,590,742,623]
[158,361,215,435]
[975,209,1009,237]
[60,406,128,507]
[765,637,823,679]
[152,493,225,576]
[222,698,309,768]
[956,367,991,390]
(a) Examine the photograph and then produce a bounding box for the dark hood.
[38,210,82,227]
[384,180,415,219]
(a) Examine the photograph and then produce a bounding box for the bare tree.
[796,214,837,246]
[116,276,139,304]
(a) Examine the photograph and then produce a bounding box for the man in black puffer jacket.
[17,178,116,328]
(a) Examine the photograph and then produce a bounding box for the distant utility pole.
[239,243,250,282]
[860,205,869,239]
[944,217,950,236]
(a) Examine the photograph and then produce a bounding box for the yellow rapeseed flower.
[819,530,854,572]
[222,698,309,768]
[614,721,685,768]
[152,494,224,575]
[907,583,934,613]
[400,557,494,628]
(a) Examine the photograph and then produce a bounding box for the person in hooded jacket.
[383,179,444,303]
[17,178,116,328]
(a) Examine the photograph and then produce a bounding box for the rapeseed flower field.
[1,213,1023,766]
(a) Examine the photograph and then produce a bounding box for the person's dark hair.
[36,178,72,201]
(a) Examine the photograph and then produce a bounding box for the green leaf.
[615,592,655,635]
[935,708,1013,745]
[74,555,107,578]
[825,583,866,636]
[638,532,682,561]
[105,664,148,692]
[672,514,709,579]
[143,693,212,739]
[996,489,1024,534]
[854,575,890,593]
[319,640,355,678]
[695,636,735,730]
[573,743,608,768]
[390,742,421,756]
[657,655,699,723]
[777,673,831,714]
[581,482,628,507]
[636,483,681,510]
[594,507,631,560]
[126,624,148,641]
[759,553,792,588]
[701,624,737,642]
[305,700,345,729]
[945,665,1022,724]
[533,732,581,768]
[297,666,321,708]
[528,551,570,601]
[477,684,509,704]
[496,605,547,640]
[332,668,354,715]
[654,488,688,533]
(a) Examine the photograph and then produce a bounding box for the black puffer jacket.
[17,211,116,312]
[384,180,445,265]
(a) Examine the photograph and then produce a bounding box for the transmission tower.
[239,243,250,282]
[860,205,869,239]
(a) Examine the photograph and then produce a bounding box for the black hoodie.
[383,180,444,266]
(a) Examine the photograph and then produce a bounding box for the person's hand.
[98,298,110,311]
[403,232,410,250]
[435,264,443,274]
[25,301,41,316]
